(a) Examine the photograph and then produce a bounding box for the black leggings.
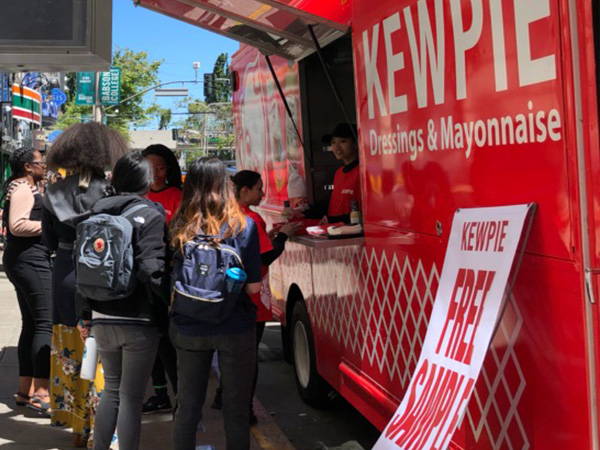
[150,331,178,395]
[3,246,52,379]
[250,322,266,408]
[215,321,266,410]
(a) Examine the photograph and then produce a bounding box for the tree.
[158,108,171,130]
[172,97,235,164]
[174,98,210,131]
[206,53,231,104]
[55,48,162,134]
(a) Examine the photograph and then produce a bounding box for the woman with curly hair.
[42,122,127,447]
[2,147,52,416]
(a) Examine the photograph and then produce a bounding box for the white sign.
[155,88,189,97]
[374,204,534,450]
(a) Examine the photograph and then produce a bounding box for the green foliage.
[158,108,172,130]
[111,49,162,127]
[173,96,235,165]
[173,98,210,131]
[209,102,233,127]
[205,53,231,104]
[215,134,235,150]
[184,147,206,167]
[54,48,162,133]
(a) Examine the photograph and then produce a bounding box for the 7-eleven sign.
[12,84,41,125]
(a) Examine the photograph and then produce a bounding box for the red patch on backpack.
[93,238,105,253]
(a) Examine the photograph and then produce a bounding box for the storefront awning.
[134,0,348,61]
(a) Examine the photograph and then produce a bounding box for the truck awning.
[134,0,348,60]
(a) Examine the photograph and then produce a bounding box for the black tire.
[291,301,331,408]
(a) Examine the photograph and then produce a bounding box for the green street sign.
[99,67,121,106]
[75,72,95,105]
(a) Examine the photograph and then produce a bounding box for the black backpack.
[74,203,147,301]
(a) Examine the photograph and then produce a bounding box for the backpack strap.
[193,234,218,242]
[122,203,149,219]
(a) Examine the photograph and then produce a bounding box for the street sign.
[75,72,95,105]
[42,93,59,121]
[51,88,67,106]
[99,67,121,105]
[22,72,41,89]
[155,88,189,97]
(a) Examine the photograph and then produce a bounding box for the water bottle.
[225,267,247,294]
[80,336,97,381]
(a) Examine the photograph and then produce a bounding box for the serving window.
[298,35,356,213]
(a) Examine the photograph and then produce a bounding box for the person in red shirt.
[143,144,183,223]
[327,123,361,223]
[229,170,299,424]
[141,144,182,414]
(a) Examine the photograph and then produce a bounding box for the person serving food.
[326,123,361,223]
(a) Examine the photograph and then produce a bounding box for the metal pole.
[104,79,199,113]
[93,72,103,123]
[203,113,208,155]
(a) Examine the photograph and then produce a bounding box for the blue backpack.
[171,236,245,324]
[74,203,148,301]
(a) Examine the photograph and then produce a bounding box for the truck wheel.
[291,301,331,408]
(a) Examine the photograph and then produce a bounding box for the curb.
[251,398,296,450]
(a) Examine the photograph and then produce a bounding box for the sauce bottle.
[350,200,361,225]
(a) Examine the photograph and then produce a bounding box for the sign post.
[374,204,535,450]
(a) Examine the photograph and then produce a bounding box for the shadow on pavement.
[0,346,77,449]
[0,346,269,449]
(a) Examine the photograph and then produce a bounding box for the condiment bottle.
[350,200,361,225]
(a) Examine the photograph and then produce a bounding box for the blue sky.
[112,1,239,128]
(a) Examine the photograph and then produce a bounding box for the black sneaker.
[142,395,172,414]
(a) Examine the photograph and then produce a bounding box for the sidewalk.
[0,267,294,450]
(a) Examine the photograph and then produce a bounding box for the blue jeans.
[171,325,256,450]
[93,324,159,450]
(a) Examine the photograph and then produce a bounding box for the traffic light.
[203,73,215,100]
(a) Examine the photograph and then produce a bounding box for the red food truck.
[138,0,600,448]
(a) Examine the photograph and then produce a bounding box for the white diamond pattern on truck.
[463,293,529,450]
[304,245,528,449]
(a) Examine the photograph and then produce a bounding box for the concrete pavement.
[0,265,294,450]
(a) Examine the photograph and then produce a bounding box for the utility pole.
[203,112,208,155]
[92,72,103,123]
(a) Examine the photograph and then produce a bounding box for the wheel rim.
[293,320,311,389]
